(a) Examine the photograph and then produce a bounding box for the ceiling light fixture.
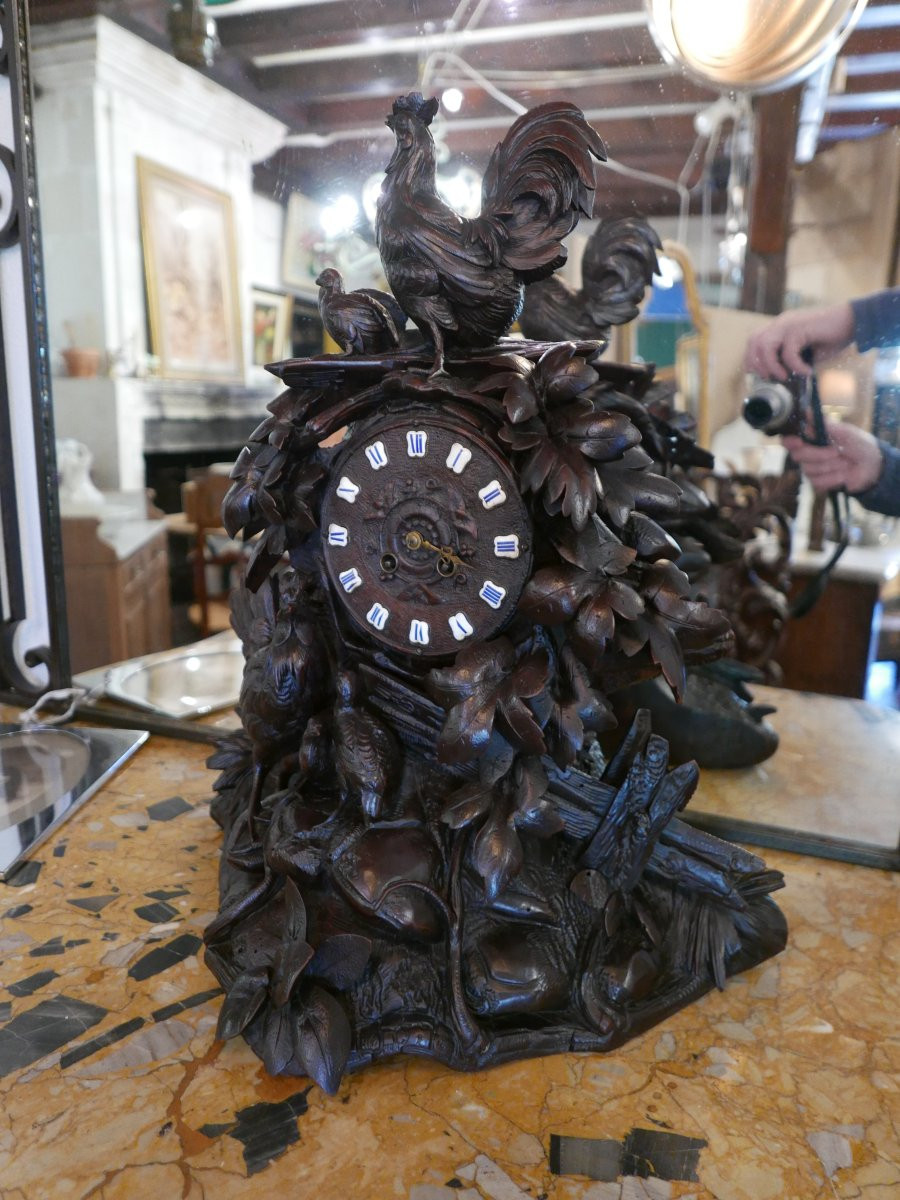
[442,87,464,113]
[645,0,869,92]
[320,193,360,239]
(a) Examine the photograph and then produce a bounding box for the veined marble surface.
[0,732,897,1200]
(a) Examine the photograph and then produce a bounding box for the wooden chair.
[180,471,242,637]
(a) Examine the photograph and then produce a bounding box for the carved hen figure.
[375,92,607,373]
[315,267,404,354]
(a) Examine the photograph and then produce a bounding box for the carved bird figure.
[519,216,662,343]
[333,669,401,819]
[315,267,405,355]
[237,568,332,839]
[375,92,607,374]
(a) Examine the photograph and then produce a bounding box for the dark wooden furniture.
[180,473,241,637]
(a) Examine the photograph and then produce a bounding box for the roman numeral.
[448,612,474,641]
[409,619,430,645]
[478,481,506,509]
[479,580,506,610]
[366,602,389,630]
[493,535,519,558]
[406,430,427,457]
[327,524,349,546]
[339,568,363,593]
[446,442,472,474]
[365,440,388,469]
[336,476,359,503]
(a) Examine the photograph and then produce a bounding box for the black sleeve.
[852,441,900,517]
[851,288,900,352]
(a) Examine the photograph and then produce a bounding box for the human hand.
[782,420,884,495]
[743,303,856,380]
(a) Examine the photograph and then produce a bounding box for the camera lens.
[743,382,795,433]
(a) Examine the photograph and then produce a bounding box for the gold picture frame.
[137,158,244,381]
[251,287,293,366]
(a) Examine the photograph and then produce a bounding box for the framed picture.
[137,158,244,380]
[251,287,292,366]
[282,192,324,293]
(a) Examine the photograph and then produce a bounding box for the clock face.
[320,417,533,656]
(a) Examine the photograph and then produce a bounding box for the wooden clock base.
[202,344,788,1094]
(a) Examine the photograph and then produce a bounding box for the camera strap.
[788,369,850,619]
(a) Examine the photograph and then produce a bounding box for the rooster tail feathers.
[481,102,607,285]
[581,217,663,327]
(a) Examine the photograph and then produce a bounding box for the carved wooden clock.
[320,412,533,656]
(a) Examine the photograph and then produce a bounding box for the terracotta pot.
[61,348,101,378]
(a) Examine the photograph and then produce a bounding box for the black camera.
[742,373,811,437]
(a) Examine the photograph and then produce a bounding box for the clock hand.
[403,530,465,572]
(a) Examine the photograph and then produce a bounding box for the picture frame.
[251,287,293,366]
[137,158,244,381]
[281,192,324,293]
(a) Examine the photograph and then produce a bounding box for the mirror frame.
[0,0,70,702]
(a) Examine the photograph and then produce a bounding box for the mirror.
[618,238,711,446]
[1,1,898,863]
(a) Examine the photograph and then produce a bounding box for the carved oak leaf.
[256,456,327,533]
[207,731,253,794]
[248,392,305,451]
[625,511,682,561]
[596,446,683,529]
[510,755,563,837]
[306,933,372,991]
[215,966,269,1041]
[520,520,644,658]
[271,879,314,1007]
[614,561,734,698]
[529,644,616,768]
[473,796,524,901]
[427,638,549,764]
[295,984,353,1095]
[223,443,284,538]
[469,757,563,900]
[262,1005,297,1076]
[441,778,495,830]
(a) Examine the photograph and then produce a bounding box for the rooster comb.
[392,92,439,126]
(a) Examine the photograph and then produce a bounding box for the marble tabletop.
[0,731,897,1200]
[690,685,900,862]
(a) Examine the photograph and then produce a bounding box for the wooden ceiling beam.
[249,26,661,96]
[289,75,714,137]
[216,0,630,55]
[842,26,900,56]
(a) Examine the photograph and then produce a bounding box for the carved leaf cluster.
[441,753,562,899]
[493,343,682,531]
[427,637,549,764]
[221,390,329,592]
[215,880,370,1093]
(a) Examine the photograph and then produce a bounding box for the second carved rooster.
[375,92,607,374]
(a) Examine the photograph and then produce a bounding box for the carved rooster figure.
[519,216,662,343]
[375,92,607,373]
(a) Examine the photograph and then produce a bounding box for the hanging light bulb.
[167,0,220,69]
